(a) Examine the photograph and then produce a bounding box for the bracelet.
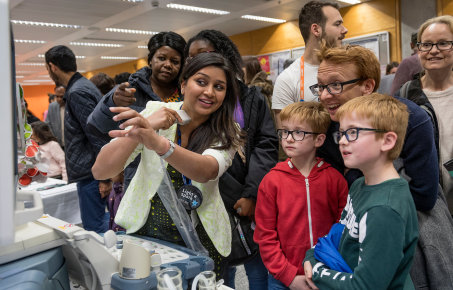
[159,139,176,159]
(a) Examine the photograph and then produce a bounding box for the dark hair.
[147,31,186,64]
[147,31,186,86]
[298,1,339,42]
[385,61,399,75]
[242,56,263,84]
[114,72,131,84]
[185,30,244,79]
[45,45,77,72]
[90,72,115,95]
[180,53,243,153]
[31,121,58,145]
[48,94,55,103]
[411,32,418,47]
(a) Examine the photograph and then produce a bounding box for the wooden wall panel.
[437,0,453,15]
[230,0,401,60]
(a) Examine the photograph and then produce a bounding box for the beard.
[48,70,62,86]
[322,31,342,48]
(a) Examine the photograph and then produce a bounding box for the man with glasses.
[313,45,438,213]
[311,44,443,289]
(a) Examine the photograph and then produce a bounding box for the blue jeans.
[268,274,289,290]
[224,254,268,290]
[244,254,268,290]
[77,177,109,233]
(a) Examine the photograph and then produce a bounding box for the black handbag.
[227,212,259,266]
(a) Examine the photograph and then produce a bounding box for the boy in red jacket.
[254,101,348,289]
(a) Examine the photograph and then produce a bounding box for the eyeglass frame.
[333,127,387,144]
[309,78,364,97]
[277,129,321,141]
[416,41,453,52]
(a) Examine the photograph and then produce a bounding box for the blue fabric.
[267,273,289,290]
[77,177,109,233]
[244,253,268,290]
[314,223,353,273]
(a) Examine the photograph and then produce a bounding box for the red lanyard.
[299,55,305,102]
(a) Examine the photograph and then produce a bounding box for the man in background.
[45,85,66,148]
[272,0,348,129]
[45,45,111,233]
[390,32,422,95]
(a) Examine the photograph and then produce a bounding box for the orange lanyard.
[299,55,304,102]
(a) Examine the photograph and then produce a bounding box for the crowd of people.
[27,1,453,289]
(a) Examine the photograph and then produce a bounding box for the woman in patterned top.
[92,53,244,279]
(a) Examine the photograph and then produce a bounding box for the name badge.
[177,185,203,210]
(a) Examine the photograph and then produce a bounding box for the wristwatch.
[159,139,175,159]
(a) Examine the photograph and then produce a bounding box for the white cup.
[119,239,151,279]
[192,271,216,290]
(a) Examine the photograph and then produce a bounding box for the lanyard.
[299,55,305,102]
[177,126,191,185]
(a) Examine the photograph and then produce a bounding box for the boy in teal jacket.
[304,93,418,289]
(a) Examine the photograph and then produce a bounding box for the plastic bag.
[157,158,208,256]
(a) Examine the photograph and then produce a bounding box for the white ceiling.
[10,0,352,85]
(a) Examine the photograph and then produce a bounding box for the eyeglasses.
[277,129,320,141]
[309,78,363,97]
[417,41,453,52]
[333,127,387,144]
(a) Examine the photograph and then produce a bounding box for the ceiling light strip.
[138,45,147,49]
[18,63,45,66]
[38,54,85,59]
[167,3,229,15]
[337,0,361,4]
[15,39,46,44]
[11,20,81,29]
[241,15,286,23]
[23,79,54,82]
[70,42,124,48]
[106,28,158,35]
[101,56,138,60]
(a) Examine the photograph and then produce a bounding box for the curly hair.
[185,30,244,79]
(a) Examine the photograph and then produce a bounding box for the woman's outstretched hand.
[108,107,175,154]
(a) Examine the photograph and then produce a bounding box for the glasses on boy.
[417,41,453,52]
[309,78,363,97]
[277,129,320,141]
[333,127,387,144]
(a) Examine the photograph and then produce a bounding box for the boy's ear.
[314,133,326,148]
[381,131,397,153]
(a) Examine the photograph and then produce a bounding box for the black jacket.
[396,75,440,156]
[219,82,279,209]
[87,66,163,135]
[64,72,107,183]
